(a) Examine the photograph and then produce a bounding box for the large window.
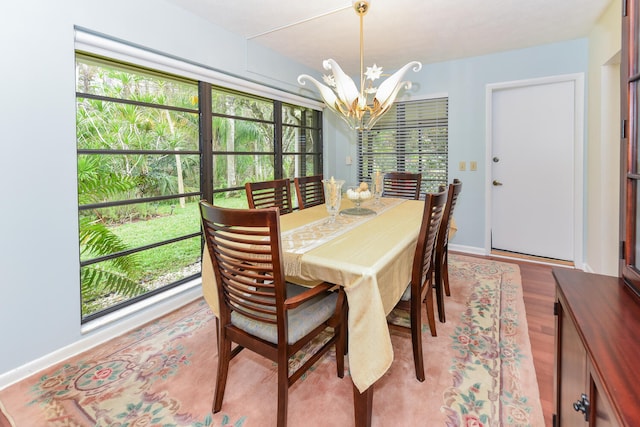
[76,53,322,321]
[623,0,640,293]
[357,97,448,194]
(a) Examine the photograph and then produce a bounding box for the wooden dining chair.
[382,172,422,200]
[388,189,447,381]
[294,175,325,209]
[199,201,345,427]
[245,178,293,214]
[434,179,462,323]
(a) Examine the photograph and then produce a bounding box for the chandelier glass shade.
[297,0,422,131]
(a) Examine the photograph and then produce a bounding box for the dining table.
[201,196,457,426]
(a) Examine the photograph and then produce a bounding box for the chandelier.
[297,0,422,132]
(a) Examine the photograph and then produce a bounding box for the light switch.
[459,161,466,171]
[346,156,352,165]
[470,161,477,171]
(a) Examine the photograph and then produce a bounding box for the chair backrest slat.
[245,179,293,214]
[200,202,286,327]
[382,172,422,200]
[413,190,447,287]
[437,179,462,249]
[294,175,325,209]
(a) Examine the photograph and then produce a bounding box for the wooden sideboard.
[553,268,640,426]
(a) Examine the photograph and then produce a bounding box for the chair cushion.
[231,282,338,345]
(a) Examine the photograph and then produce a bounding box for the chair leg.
[424,276,437,337]
[410,297,426,382]
[435,255,446,324]
[277,355,289,427]
[343,295,349,356]
[335,291,346,378]
[212,329,232,413]
[335,337,345,378]
[443,250,451,296]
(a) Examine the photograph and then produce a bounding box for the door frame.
[484,73,585,266]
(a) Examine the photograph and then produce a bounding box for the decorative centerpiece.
[322,177,345,224]
[342,182,376,216]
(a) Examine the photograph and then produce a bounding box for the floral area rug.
[0,254,543,426]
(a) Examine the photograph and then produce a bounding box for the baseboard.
[448,244,485,256]
[0,282,204,390]
[449,244,583,269]
[490,250,576,268]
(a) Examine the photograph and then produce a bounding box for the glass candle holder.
[322,178,345,223]
[373,170,384,205]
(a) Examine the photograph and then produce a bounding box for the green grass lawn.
[81,194,250,316]
[108,195,248,282]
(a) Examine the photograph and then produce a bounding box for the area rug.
[0,254,543,426]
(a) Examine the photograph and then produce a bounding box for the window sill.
[80,278,203,336]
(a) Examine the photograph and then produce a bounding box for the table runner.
[280,198,403,275]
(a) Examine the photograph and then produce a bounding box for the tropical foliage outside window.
[358,97,448,194]
[209,89,322,203]
[76,53,322,321]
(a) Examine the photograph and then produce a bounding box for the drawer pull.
[572,393,590,421]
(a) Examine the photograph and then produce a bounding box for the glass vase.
[322,178,345,224]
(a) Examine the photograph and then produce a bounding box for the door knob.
[492,180,503,186]
[493,157,500,163]
[572,393,590,422]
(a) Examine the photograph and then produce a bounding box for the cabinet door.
[557,300,588,426]
[588,363,620,427]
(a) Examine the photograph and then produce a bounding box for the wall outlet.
[459,161,466,171]
[470,161,477,171]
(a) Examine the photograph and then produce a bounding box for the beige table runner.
[279,198,403,276]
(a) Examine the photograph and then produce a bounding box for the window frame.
[76,51,322,322]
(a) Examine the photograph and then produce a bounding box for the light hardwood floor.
[518,259,557,427]
[461,253,558,427]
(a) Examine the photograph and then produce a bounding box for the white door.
[489,77,580,261]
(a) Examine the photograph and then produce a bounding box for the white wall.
[585,0,622,276]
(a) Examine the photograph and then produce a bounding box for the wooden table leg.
[353,381,373,427]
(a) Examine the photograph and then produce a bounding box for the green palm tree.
[78,156,146,315]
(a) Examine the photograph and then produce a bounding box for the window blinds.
[358,97,449,193]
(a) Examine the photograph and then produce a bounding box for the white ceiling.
[165,0,613,75]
